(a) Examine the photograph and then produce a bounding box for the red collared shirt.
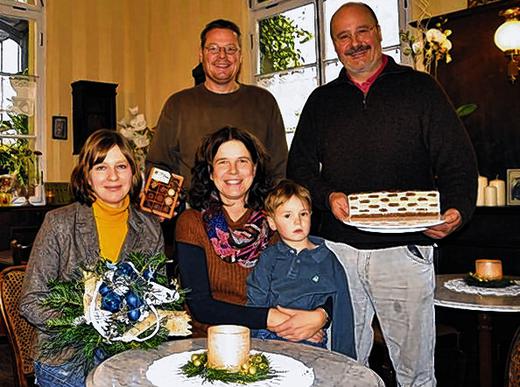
[349,55,388,94]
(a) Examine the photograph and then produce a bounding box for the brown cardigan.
[176,208,276,336]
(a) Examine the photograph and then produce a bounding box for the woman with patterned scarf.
[176,127,329,341]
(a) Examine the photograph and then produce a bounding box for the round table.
[434,274,520,387]
[86,338,384,386]
[435,274,520,312]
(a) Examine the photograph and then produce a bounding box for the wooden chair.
[506,325,520,387]
[0,266,36,387]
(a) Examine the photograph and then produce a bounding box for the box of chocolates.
[140,167,183,219]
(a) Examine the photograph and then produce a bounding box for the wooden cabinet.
[0,205,61,251]
[71,80,117,154]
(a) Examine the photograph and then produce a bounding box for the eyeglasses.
[335,25,377,44]
[204,44,240,56]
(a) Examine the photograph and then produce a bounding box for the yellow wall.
[411,0,467,18]
[45,0,468,181]
[45,0,250,181]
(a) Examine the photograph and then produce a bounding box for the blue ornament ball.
[143,268,156,281]
[115,263,135,278]
[125,291,142,309]
[99,282,110,296]
[101,292,122,312]
[128,308,141,321]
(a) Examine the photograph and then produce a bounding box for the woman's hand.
[269,306,328,342]
[266,308,290,330]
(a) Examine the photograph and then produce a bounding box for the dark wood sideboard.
[0,205,61,252]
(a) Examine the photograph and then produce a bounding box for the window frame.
[249,0,411,84]
[0,0,45,159]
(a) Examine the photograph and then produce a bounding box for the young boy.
[247,180,356,358]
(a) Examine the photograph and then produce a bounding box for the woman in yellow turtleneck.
[20,129,164,387]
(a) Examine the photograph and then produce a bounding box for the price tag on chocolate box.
[140,167,184,219]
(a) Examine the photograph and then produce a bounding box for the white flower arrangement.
[400,0,453,78]
[401,20,453,78]
[118,106,154,172]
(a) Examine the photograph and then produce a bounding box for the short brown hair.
[265,179,312,216]
[71,129,142,205]
[200,19,241,49]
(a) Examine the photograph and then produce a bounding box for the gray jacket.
[19,201,164,364]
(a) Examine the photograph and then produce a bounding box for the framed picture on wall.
[506,169,520,205]
[52,116,68,140]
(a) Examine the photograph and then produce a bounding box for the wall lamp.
[494,7,520,83]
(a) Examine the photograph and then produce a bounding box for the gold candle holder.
[475,259,503,281]
[207,325,250,372]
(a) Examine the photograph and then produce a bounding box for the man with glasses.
[147,19,287,188]
[287,3,477,386]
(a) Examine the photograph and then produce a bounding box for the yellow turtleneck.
[92,195,130,263]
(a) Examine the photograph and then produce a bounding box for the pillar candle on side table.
[475,259,503,281]
[489,178,506,206]
[484,185,497,206]
[207,325,250,372]
[477,176,488,206]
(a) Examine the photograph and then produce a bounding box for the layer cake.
[348,190,440,221]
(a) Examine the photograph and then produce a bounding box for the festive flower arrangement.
[118,106,154,173]
[400,18,452,78]
[181,352,277,384]
[41,252,191,371]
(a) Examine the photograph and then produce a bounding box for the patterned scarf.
[202,198,271,269]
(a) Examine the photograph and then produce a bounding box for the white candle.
[489,178,506,206]
[477,185,485,207]
[207,325,250,372]
[484,185,497,206]
[477,176,488,206]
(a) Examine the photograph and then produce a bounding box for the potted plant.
[0,112,36,203]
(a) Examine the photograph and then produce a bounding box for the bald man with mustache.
[287,3,477,386]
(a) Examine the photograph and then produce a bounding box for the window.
[250,0,408,145]
[0,0,44,196]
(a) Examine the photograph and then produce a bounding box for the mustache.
[345,44,371,56]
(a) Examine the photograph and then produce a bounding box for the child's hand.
[270,306,327,342]
[307,330,325,343]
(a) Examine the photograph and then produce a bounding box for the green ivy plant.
[0,112,35,187]
[259,15,313,74]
